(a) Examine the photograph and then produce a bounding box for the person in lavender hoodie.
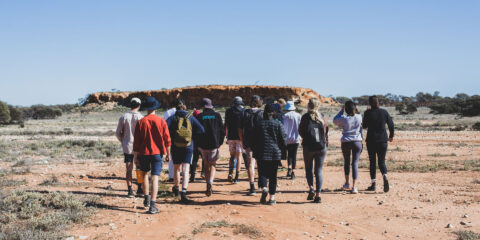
[282,101,302,179]
[333,100,363,194]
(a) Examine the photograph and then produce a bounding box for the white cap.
[131,97,141,104]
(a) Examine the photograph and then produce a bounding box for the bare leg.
[182,163,190,190]
[235,151,242,172]
[143,172,150,196]
[210,162,216,183]
[174,164,181,188]
[151,175,158,201]
[126,162,133,187]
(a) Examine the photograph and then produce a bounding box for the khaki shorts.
[228,140,243,153]
[198,147,219,163]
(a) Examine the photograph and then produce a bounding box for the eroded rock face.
[84,85,335,107]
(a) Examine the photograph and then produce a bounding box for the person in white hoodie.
[333,100,363,194]
[282,101,302,179]
[116,97,144,197]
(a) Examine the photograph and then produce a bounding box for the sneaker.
[268,199,276,205]
[367,182,376,191]
[307,190,315,200]
[180,193,192,204]
[384,178,390,193]
[127,189,135,198]
[248,188,257,196]
[206,183,212,197]
[234,177,240,184]
[200,172,205,179]
[286,169,292,177]
[143,195,151,208]
[342,183,350,190]
[136,186,144,196]
[189,175,195,183]
[228,174,233,183]
[290,171,296,180]
[172,186,179,197]
[148,204,159,214]
[260,190,268,204]
[351,187,358,194]
[313,196,322,203]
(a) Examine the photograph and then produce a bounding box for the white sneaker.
[351,187,358,194]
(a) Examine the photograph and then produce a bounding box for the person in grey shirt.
[333,100,363,194]
[116,97,144,197]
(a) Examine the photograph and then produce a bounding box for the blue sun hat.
[285,101,296,111]
[140,96,161,111]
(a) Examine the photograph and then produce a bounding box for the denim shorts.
[124,154,134,163]
[138,154,163,176]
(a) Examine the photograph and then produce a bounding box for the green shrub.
[0,101,11,124]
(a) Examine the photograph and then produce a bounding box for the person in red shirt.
[133,96,171,214]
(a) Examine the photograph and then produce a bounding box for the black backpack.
[242,109,263,147]
[305,116,326,150]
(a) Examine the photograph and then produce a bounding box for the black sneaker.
[383,178,390,193]
[136,186,144,196]
[172,186,179,197]
[268,199,276,205]
[206,183,212,197]
[313,196,321,203]
[127,189,135,198]
[367,182,376,191]
[180,193,192,204]
[143,195,151,208]
[307,190,315,200]
[148,204,159,214]
[291,171,296,180]
[234,176,240,184]
[286,169,292,177]
[189,174,195,183]
[248,188,257,196]
[260,190,268,204]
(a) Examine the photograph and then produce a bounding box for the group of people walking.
[116,95,394,214]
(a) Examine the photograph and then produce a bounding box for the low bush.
[472,122,480,131]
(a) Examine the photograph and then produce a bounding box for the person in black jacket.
[225,97,245,183]
[362,95,394,193]
[299,98,329,203]
[197,98,226,196]
[251,104,287,205]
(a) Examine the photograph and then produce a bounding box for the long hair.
[308,98,324,124]
[345,100,358,116]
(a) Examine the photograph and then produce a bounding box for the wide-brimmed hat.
[285,101,296,111]
[140,96,161,111]
[233,96,244,105]
[202,98,213,109]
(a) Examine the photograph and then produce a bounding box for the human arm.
[385,110,394,141]
[333,109,345,127]
[298,114,307,139]
[362,111,368,129]
[162,119,172,160]
[115,117,124,142]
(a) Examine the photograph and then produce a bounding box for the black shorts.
[124,154,134,163]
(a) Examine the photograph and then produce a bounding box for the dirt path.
[55,143,480,240]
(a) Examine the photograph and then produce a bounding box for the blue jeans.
[303,146,327,193]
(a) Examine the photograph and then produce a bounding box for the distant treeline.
[333,92,480,116]
[0,101,78,125]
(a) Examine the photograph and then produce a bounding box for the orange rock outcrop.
[84,85,335,107]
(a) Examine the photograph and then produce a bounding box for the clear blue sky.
[0,1,478,106]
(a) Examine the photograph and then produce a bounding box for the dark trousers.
[366,141,388,180]
[341,141,363,180]
[303,147,327,193]
[190,148,203,177]
[286,143,299,170]
[258,160,279,195]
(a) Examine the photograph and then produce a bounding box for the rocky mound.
[84,85,335,108]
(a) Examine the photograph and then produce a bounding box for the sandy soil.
[2,129,476,240]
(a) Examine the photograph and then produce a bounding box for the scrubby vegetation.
[334,92,480,116]
[0,190,99,240]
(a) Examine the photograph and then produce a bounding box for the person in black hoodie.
[251,104,287,205]
[197,98,226,196]
[362,95,394,193]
